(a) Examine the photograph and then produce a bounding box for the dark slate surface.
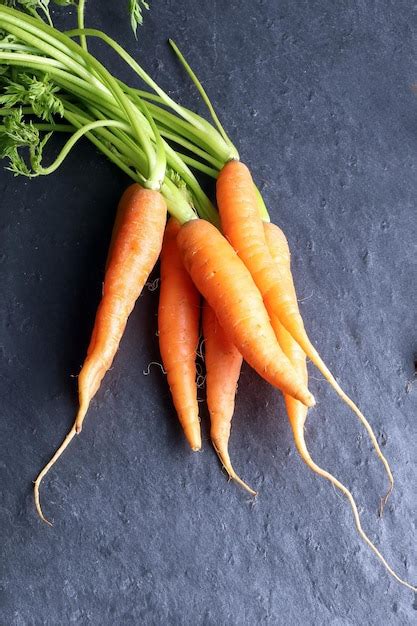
[1,1,417,624]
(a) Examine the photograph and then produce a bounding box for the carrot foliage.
[129,0,150,37]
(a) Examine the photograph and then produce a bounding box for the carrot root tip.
[212,442,256,497]
[33,425,78,526]
[34,482,53,526]
[293,429,416,592]
[307,393,316,408]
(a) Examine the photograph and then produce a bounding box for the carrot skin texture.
[176,219,314,407]
[203,302,255,494]
[158,218,201,451]
[76,184,167,431]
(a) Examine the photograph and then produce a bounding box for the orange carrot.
[265,221,416,591]
[202,301,255,495]
[217,160,393,501]
[34,184,167,524]
[158,217,201,451]
[176,218,315,407]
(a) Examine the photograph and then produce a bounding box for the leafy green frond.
[0,108,57,176]
[0,0,53,24]
[0,108,38,175]
[29,128,52,170]
[129,0,149,38]
[3,108,39,144]
[0,73,64,121]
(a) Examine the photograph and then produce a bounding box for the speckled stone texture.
[1,1,417,624]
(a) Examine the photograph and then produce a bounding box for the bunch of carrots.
[0,2,415,592]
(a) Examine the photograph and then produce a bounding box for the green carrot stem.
[65,26,235,162]
[156,126,223,170]
[33,119,127,176]
[77,0,87,51]
[254,186,270,221]
[63,110,142,181]
[172,152,219,179]
[168,39,237,157]
[66,111,196,223]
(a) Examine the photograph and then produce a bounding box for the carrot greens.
[0,5,214,221]
[129,0,150,38]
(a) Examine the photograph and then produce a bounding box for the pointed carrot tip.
[307,393,316,408]
[212,441,256,496]
[33,425,77,526]
[184,423,202,452]
[34,483,53,526]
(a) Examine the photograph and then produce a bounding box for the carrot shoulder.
[158,217,201,451]
[176,218,315,408]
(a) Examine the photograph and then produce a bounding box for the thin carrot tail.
[34,425,78,525]
[212,440,257,497]
[309,341,393,509]
[292,426,415,592]
[287,321,393,507]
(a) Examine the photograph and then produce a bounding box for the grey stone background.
[1,1,417,624]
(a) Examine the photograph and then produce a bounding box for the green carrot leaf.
[128,0,150,38]
[0,108,39,175]
[29,129,52,171]
[0,0,53,24]
[0,73,64,122]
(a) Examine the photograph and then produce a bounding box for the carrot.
[202,301,255,495]
[217,160,393,504]
[265,222,416,591]
[176,218,315,407]
[158,217,201,451]
[34,183,167,524]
